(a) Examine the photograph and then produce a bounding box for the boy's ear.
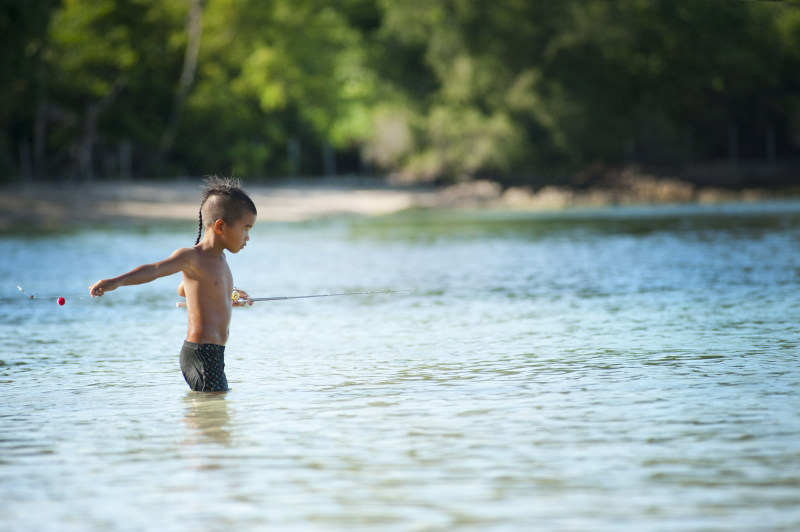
[213,218,225,235]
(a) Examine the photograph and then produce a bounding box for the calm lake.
[1,201,799,531]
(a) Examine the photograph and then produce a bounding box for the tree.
[0,0,58,182]
[365,0,800,185]
[3,0,798,184]
[42,0,187,180]
[173,0,376,177]
[157,0,206,175]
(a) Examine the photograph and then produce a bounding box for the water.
[1,202,799,531]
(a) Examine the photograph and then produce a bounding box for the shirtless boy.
[89,178,257,392]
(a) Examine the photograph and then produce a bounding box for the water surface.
[1,202,799,531]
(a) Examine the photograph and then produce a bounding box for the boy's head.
[196,176,257,245]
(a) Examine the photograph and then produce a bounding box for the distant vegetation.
[2,0,799,187]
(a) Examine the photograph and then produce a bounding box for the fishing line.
[14,284,415,308]
[175,288,415,308]
[15,285,93,306]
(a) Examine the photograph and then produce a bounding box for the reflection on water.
[183,393,232,446]
[1,202,800,531]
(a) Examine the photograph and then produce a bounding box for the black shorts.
[179,341,229,392]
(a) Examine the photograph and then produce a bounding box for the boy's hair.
[195,176,257,245]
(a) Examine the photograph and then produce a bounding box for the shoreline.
[0,175,793,230]
[0,178,437,229]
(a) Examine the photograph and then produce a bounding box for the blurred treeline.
[2,0,799,186]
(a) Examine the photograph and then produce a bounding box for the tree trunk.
[157,0,205,175]
[78,77,127,182]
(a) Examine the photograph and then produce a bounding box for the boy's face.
[220,212,256,253]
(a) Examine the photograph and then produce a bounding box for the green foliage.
[39,0,186,178]
[367,0,800,183]
[0,0,58,180]
[1,0,798,184]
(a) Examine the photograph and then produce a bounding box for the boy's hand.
[232,288,253,307]
[89,279,116,297]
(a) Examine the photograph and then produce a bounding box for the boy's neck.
[198,232,226,256]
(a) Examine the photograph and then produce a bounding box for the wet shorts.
[179,341,229,392]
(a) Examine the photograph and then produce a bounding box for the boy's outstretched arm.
[89,248,191,297]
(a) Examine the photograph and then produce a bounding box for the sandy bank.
[0,175,786,230]
[0,179,438,229]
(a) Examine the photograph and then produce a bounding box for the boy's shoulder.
[165,246,207,268]
[170,246,199,259]
[178,244,226,264]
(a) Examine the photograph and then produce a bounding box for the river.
[1,201,799,531]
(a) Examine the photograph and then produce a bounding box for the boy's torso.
[183,249,234,345]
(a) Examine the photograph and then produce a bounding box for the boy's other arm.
[232,287,253,307]
[89,248,193,297]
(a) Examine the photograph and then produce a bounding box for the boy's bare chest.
[196,255,233,286]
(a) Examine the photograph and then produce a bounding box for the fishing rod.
[176,288,415,308]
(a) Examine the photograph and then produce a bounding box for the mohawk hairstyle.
[195,176,257,245]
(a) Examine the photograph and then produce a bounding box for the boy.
[89,177,257,392]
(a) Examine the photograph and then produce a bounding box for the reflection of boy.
[89,177,257,392]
